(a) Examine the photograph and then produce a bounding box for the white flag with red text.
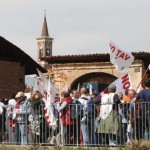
[36,68,58,126]
[45,78,58,126]
[46,79,58,105]
[37,68,48,90]
[109,41,134,73]
[33,77,44,95]
[36,68,48,100]
[97,72,132,98]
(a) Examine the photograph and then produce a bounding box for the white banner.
[109,41,134,73]
[32,77,44,95]
[97,72,132,98]
[36,68,48,91]
[45,78,58,126]
[113,72,132,95]
[46,78,58,105]
[36,68,58,126]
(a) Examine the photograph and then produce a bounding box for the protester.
[14,92,31,145]
[87,93,101,146]
[78,87,90,146]
[135,78,150,102]
[0,99,6,142]
[1,76,150,146]
[117,92,129,144]
[30,91,48,143]
[6,93,17,143]
[122,89,135,103]
[131,78,150,140]
[71,89,81,145]
[57,91,74,145]
[98,84,120,146]
[91,92,98,100]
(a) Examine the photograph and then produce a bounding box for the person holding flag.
[130,78,150,140]
[32,69,59,144]
[128,64,150,141]
[35,69,58,126]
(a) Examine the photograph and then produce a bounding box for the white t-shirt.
[8,99,17,106]
[78,94,89,121]
[0,102,4,114]
[100,93,114,120]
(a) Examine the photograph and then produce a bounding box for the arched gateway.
[71,72,117,94]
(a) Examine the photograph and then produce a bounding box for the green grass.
[0,144,125,150]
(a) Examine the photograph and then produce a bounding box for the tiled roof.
[0,36,46,75]
[40,53,109,63]
[40,52,150,68]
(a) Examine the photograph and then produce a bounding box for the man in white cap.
[14,91,31,145]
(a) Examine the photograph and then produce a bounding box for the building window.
[134,67,140,72]
[46,49,50,56]
[39,49,43,57]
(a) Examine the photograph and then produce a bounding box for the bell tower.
[37,12,54,66]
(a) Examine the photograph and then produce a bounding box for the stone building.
[37,16,150,94]
[0,36,46,98]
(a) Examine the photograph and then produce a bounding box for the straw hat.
[15,92,24,98]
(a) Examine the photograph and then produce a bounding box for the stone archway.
[70,72,117,94]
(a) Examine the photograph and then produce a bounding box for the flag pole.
[111,64,114,75]
[77,83,80,91]
[135,66,149,93]
[59,82,61,102]
[32,76,37,95]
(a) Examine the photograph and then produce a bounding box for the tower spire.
[41,10,49,37]
[37,12,54,62]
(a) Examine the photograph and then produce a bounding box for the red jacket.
[61,97,74,126]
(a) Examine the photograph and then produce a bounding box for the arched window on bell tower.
[45,44,50,56]
[39,44,44,57]
[40,49,43,57]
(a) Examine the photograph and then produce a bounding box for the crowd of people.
[0,77,150,146]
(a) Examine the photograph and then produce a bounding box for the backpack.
[70,100,83,120]
[87,99,95,115]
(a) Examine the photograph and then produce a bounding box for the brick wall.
[0,60,25,99]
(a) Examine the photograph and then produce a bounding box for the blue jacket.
[15,97,31,123]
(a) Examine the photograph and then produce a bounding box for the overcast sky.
[0,0,150,62]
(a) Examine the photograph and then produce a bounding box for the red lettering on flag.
[125,55,131,60]
[121,74,130,90]
[110,44,116,52]
[119,52,125,59]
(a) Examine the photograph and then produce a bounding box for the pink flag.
[109,41,134,73]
